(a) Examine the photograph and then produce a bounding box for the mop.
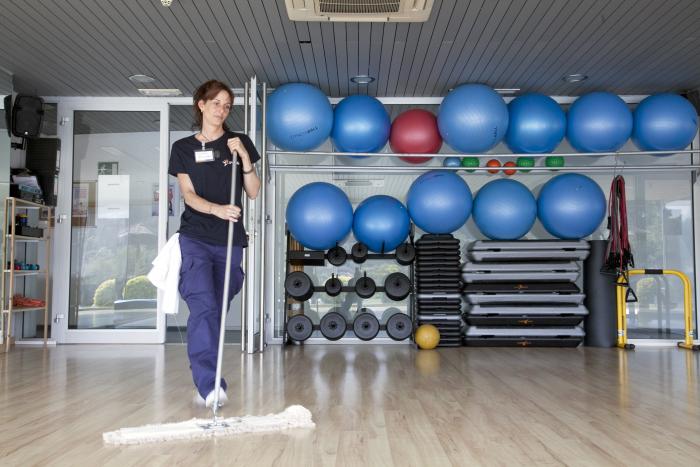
[103,148,314,445]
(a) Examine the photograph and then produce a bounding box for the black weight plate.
[285,271,314,301]
[386,313,412,341]
[326,246,347,266]
[355,276,376,298]
[384,272,411,301]
[287,314,314,341]
[351,242,368,263]
[324,276,343,297]
[395,243,416,265]
[353,312,380,341]
[319,311,346,341]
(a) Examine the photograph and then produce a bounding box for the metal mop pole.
[211,150,238,419]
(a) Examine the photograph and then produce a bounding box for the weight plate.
[324,276,343,297]
[326,246,347,266]
[380,306,402,323]
[355,275,376,298]
[386,313,412,341]
[353,312,380,341]
[351,242,368,263]
[287,314,313,342]
[319,311,346,341]
[395,242,416,265]
[285,271,314,301]
[384,272,411,301]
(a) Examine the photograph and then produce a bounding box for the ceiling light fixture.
[128,74,156,84]
[350,75,375,84]
[563,74,588,83]
[161,0,173,6]
[495,88,520,95]
[138,88,182,97]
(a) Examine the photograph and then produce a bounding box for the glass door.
[53,101,169,343]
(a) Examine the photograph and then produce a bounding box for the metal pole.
[259,82,267,353]
[267,149,700,159]
[268,164,700,174]
[241,81,249,353]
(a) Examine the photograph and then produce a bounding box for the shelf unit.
[1,197,53,352]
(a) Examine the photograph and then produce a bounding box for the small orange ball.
[503,161,517,176]
[486,159,501,174]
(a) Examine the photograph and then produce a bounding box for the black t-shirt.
[168,131,261,247]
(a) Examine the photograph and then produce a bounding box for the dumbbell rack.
[415,234,463,347]
[283,229,416,343]
[462,240,590,347]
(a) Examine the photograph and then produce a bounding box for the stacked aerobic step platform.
[415,234,462,347]
[462,240,590,347]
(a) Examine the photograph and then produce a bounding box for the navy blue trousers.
[178,234,244,398]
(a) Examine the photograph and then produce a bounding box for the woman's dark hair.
[192,79,234,130]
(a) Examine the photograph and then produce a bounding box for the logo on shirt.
[222,159,233,167]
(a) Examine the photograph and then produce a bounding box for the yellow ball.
[415,324,440,350]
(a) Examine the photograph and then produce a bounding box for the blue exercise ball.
[407,170,472,234]
[352,195,410,253]
[567,92,632,152]
[633,93,698,152]
[537,173,606,239]
[438,84,509,153]
[473,179,536,240]
[506,93,566,153]
[443,157,461,167]
[286,182,353,250]
[267,83,333,151]
[332,95,390,154]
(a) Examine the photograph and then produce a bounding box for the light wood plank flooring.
[1,344,698,466]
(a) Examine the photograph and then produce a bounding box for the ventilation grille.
[286,0,433,22]
[319,1,400,14]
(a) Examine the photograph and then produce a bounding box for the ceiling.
[2,0,700,98]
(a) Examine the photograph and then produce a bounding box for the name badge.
[195,149,215,163]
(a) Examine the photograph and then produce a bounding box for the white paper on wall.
[97,174,129,219]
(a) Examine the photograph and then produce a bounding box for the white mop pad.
[103,405,314,445]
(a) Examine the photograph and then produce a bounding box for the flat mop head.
[103,405,314,445]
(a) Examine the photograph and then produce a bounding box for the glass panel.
[68,111,160,329]
[165,104,246,343]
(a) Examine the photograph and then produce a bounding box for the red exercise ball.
[390,109,442,164]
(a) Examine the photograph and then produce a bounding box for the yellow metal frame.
[617,269,699,351]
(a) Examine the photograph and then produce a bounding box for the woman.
[168,80,261,407]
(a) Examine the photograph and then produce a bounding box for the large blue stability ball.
[266,83,333,151]
[506,93,566,153]
[286,182,353,250]
[473,179,537,240]
[438,84,509,153]
[537,173,606,239]
[332,95,391,154]
[407,170,473,234]
[633,93,699,152]
[352,195,410,253]
[567,92,633,153]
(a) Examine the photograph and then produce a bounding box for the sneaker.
[205,388,228,408]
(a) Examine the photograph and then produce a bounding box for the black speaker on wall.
[11,94,44,138]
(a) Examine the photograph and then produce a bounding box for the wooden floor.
[1,344,699,466]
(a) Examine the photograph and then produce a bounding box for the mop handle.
[212,150,238,418]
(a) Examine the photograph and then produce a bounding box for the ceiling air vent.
[286,0,433,22]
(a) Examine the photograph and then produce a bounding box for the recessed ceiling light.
[350,75,375,84]
[495,88,520,94]
[563,74,588,83]
[128,74,156,84]
[138,88,182,97]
